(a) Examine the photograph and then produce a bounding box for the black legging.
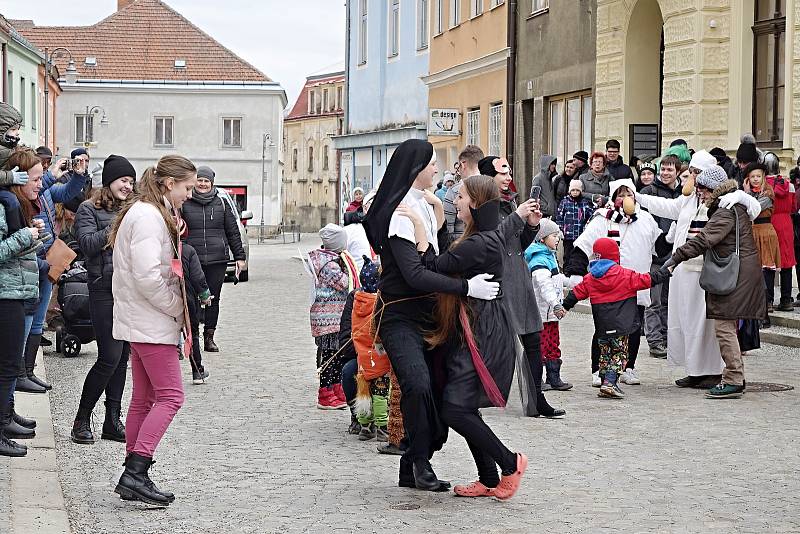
[0,300,26,428]
[188,296,204,373]
[201,263,228,332]
[520,331,544,392]
[440,401,517,487]
[77,287,129,419]
[764,268,793,304]
[592,305,644,372]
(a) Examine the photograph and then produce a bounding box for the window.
[323,145,330,170]
[358,0,368,65]
[417,0,429,50]
[19,77,25,128]
[449,0,461,27]
[388,0,400,58]
[154,117,174,146]
[489,103,502,156]
[490,0,504,6]
[752,0,785,143]
[222,117,242,147]
[30,83,36,131]
[6,71,12,105]
[336,86,343,110]
[308,90,316,114]
[466,108,480,147]
[471,0,483,18]
[434,0,444,34]
[531,0,548,14]
[75,114,94,144]
[323,89,329,112]
[292,148,298,171]
[548,92,593,169]
[308,146,315,172]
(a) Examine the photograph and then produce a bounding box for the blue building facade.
[333,0,430,214]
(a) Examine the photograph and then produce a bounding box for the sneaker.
[375,426,389,442]
[598,381,625,399]
[675,375,704,388]
[192,369,209,385]
[377,443,405,455]
[317,387,347,410]
[358,423,376,441]
[649,344,667,358]
[591,371,601,388]
[619,368,641,385]
[348,419,362,435]
[705,383,745,399]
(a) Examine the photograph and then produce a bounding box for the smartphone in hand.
[529,185,541,201]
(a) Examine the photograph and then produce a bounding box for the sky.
[0,0,346,108]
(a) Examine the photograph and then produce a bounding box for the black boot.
[546,359,573,391]
[203,329,219,352]
[398,455,450,491]
[119,455,175,503]
[15,375,46,394]
[534,391,566,419]
[347,402,361,435]
[412,458,448,492]
[39,335,52,347]
[101,404,126,443]
[70,416,95,444]
[0,427,27,457]
[24,333,51,390]
[10,401,36,429]
[4,419,35,439]
[115,453,172,506]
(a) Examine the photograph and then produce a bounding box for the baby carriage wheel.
[55,327,64,353]
[62,334,82,357]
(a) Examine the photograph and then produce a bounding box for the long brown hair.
[426,175,500,347]
[92,186,125,212]
[107,155,196,247]
[4,147,42,222]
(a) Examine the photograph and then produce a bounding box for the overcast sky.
[0,0,346,107]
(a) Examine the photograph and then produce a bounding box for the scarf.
[191,187,218,206]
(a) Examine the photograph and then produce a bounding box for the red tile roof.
[286,72,344,121]
[12,0,270,82]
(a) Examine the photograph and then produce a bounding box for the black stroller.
[55,265,94,357]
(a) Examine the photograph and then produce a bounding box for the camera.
[59,158,81,172]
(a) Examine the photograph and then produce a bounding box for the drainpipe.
[1,43,7,102]
[506,0,517,177]
[339,0,352,221]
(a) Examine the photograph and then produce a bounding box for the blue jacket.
[35,170,87,257]
[556,196,594,241]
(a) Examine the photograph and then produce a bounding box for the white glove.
[564,275,583,289]
[666,221,677,244]
[467,273,500,301]
[10,166,28,185]
[719,189,761,220]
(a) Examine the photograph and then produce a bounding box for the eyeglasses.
[689,167,702,175]
[695,184,709,191]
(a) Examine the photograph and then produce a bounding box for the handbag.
[42,201,77,283]
[699,207,740,296]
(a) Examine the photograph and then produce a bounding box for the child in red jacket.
[563,238,671,398]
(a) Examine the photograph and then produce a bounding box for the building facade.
[423,0,509,173]
[333,0,430,215]
[513,0,596,195]
[15,0,286,225]
[283,72,345,232]
[2,20,44,148]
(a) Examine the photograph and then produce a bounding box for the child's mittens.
[198,289,213,305]
[564,275,583,289]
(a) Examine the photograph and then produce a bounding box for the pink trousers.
[126,342,185,457]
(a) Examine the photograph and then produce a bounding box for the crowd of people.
[308,134,799,500]
[0,101,246,508]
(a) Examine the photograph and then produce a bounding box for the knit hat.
[70,147,88,159]
[568,179,583,192]
[319,223,347,253]
[689,150,717,172]
[101,154,136,187]
[535,218,560,243]
[736,142,759,164]
[572,150,589,164]
[593,237,620,264]
[197,165,215,183]
[359,257,379,293]
[696,165,728,191]
[669,138,687,148]
[709,147,727,161]
[638,161,657,176]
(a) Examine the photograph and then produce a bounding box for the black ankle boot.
[102,404,126,443]
[70,416,95,444]
[4,419,35,439]
[0,427,27,457]
[24,333,51,390]
[14,376,46,394]
[10,401,36,429]
[204,329,219,352]
[533,392,566,419]
[120,455,175,502]
[412,459,444,491]
[116,453,172,505]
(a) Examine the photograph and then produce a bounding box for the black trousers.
[520,331,544,391]
[591,305,644,372]
[201,263,228,332]
[764,268,793,304]
[77,287,129,418]
[440,402,517,487]
[188,296,204,373]
[562,239,575,268]
[0,300,26,427]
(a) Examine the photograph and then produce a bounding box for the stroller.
[55,265,94,357]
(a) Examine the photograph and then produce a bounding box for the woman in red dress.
[765,153,796,311]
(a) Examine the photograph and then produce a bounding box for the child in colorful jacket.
[555,179,594,267]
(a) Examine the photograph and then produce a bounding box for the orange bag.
[352,291,390,380]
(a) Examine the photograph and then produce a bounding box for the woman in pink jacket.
[108,155,197,507]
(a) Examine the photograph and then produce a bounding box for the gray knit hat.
[696,165,728,191]
[319,223,347,253]
[535,218,560,242]
[197,165,215,183]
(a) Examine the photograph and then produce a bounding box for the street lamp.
[43,47,77,149]
[83,105,108,147]
[260,132,276,240]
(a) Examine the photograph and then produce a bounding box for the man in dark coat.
[605,139,634,180]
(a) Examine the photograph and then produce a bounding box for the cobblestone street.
[38,240,800,533]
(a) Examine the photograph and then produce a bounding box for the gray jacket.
[532,155,557,217]
[580,169,612,204]
[443,180,465,241]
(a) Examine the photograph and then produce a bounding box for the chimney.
[118,0,135,10]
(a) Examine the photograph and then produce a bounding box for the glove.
[11,166,28,185]
[564,274,583,289]
[467,273,500,301]
[718,189,746,210]
[666,221,677,244]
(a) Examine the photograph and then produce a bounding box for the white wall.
[6,44,41,148]
[54,83,285,225]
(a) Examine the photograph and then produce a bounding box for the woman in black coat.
[71,155,136,445]
[181,166,245,352]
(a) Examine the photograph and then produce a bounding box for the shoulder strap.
[733,206,740,255]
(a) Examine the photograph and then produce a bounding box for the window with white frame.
[358,0,368,65]
[75,114,94,144]
[417,0,429,50]
[323,89,329,112]
[292,148,298,171]
[222,117,242,147]
[490,0,504,7]
[531,0,548,14]
[449,0,461,27]
[548,92,592,169]
[30,83,36,131]
[336,86,343,110]
[154,116,174,146]
[489,103,502,156]
[19,77,26,128]
[434,0,444,34]
[471,0,483,18]
[466,108,480,147]
[388,0,400,57]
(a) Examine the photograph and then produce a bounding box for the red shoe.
[332,383,347,404]
[493,453,528,500]
[317,387,347,410]
[453,481,495,497]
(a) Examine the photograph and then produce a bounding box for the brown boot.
[203,329,219,352]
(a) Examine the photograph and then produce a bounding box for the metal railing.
[251,222,301,244]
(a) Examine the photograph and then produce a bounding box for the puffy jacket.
[556,195,594,241]
[181,192,245,266]
[0,196,39,301]
[112,200,184,345]
[607,156,634,180]
[525,242,565,323]
[0,103,22,186]
[532,155,558,217]
[75,200,117,289]
[35,170,87,257]
[181,242,209,301]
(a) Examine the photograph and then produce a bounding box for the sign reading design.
[428,109,460,137]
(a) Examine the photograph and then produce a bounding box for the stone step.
[769,309,800,329]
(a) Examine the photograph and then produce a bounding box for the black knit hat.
[736,142,759,164]
[102,155,136,187]
[709,147,727,162]
[478,156,500,177]
[572,150,589,164]
[669,138,687,148]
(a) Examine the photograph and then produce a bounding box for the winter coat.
[443,180,465,241]
[532,155,558,217]
[181,242,209,301]
[671,180,767,321]
[0,104,22,186]
[346,200,363,213]
[553,172,576,207]
[0,197,39,301]
[181,191,246,266]
[308,248,349,337]
[525,242,565,323]
[338,290,358,363]
[767,175,796,268]
[580,169,612,205]
[556,195,594,241]
[606,156,634,180]
[112,200,184,345]
[640,179,682,263]
[34,170,87,257]
[75,200,118,289]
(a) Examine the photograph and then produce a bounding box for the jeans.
[341,358,358,403]
[644,278,669,347]
[9,315,34,403]
[77,287,130,418]
[126,342,185,457]
[200,263,227,332]
[30,276,52,335]
[0,300,26,427]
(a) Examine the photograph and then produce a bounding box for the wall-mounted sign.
[428,108,460,137]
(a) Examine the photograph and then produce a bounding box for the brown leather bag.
[46,237,77,283]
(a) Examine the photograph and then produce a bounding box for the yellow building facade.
[423,0,509,170]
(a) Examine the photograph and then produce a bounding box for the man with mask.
[0,103,30,187]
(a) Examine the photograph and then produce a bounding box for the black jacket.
[181,193,246,266]
[607,156,634,180]
[181,243,209,301]
[75,200,117,289]
[640,179,681,234]
[338,291,358,363]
